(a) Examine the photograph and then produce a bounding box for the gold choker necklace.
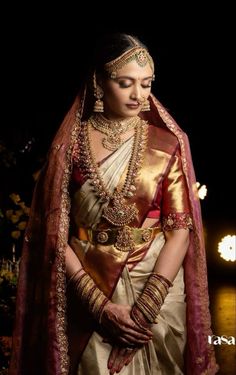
[90,113,140,151]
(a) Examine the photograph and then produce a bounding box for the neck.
[94,112,138,124]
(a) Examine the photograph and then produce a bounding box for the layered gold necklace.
[90,113,140,151]
[77,116,148,229]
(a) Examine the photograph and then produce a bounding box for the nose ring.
[137,97,145,104]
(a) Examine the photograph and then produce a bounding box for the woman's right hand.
[100,302,153,346]
[108,345,139,375]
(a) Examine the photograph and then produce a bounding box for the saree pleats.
[77,233,186,375]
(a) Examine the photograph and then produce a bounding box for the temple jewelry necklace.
[90,113,140,151]
[78,117,148,227]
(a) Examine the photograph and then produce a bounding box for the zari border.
[152,95,218,372]
[55,92,85,374]
[152,96,200,245]
[151,96,188,175]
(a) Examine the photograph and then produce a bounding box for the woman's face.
[101,60,153,120]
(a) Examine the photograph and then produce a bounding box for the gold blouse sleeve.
[161,145,193,231]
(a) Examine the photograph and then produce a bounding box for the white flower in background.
[196,182,207,200]
[218,235,236,262]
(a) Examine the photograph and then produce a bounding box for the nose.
[130,85,144,104]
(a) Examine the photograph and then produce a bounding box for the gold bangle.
[135,273,171,323]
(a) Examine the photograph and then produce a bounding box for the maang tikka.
[93,72,104,113]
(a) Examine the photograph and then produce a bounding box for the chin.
[125,109,140,116]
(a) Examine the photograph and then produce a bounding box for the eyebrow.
[115,75,153,80]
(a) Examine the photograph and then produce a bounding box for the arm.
[65,243,84,278]
[65,245,152,345]
[153,228,189,281]
[132,145,192,327]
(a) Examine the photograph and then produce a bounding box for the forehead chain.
[104,46,154,79]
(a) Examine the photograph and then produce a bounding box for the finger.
[106,310,145,333]
[116,349,132,373]
[118,334,149,346]
[118,333,151,346]
[111,347,126,374]
[102,310,152,337]
[108,346,119,369]
[124,348,138,366]
[124,318,151,333]
[111,322,152,340]
[108,347,123,375]
[128,319,153,336]
[125,327,153,340]
[105,322,152,342]
[120,316,153,334]
[116,336,132,346]
[112,347,138,373]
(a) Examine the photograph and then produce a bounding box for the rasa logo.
[208,335,235,345]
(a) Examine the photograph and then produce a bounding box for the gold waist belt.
[78,226,161,252]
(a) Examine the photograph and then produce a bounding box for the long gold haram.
[78,118,148,227]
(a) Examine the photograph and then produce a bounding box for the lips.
[126,104,140,109]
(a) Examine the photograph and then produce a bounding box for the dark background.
[1,4,235,270]
[0,2,235,373]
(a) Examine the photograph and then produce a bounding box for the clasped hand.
[100,302,152,374]
[101,302,152,346]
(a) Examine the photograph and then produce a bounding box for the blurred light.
[218,235,236,262]
[196,181,207,200]
[19,137,35,153]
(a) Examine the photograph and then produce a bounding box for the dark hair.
[82,33,149,119]
[92,33,148,76]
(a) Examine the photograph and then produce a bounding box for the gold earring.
[93,72,104,112]
[141,98,150,112]
[93,87,104,112]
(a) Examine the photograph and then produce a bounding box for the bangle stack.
[134,273,173,324]
[69,271,109,322]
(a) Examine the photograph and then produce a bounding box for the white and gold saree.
[70,129,187,374]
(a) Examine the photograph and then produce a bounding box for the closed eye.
[141,84,152,88]
[118,81,152,89]
[118,81,132,88]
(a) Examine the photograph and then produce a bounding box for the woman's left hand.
[107,345,138,374]
[101,302,152,346]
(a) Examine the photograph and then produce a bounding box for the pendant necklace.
[78,116,148,228]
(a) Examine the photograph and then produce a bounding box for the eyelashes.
[118,82,152,89]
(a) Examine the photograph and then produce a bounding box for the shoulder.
[147,123,180,154]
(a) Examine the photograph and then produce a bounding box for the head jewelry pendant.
[105,47,154,79]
